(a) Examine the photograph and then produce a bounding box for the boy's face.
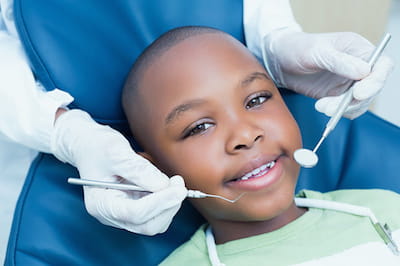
[135,33,302,224]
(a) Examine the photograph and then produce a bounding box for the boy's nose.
[225,121,264,154]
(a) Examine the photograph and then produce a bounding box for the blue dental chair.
[5,0,400,265]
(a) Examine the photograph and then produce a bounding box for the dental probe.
[67,178,245,203]
[294,33,391,168]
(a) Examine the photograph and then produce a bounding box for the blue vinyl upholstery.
[6,0,400,265]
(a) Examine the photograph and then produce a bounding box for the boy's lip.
[224,155,283,191]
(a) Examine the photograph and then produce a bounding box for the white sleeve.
[1,0,18,37]
[243,0,302,60]
[0,29,74,153]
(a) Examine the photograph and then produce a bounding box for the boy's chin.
[205,198,297,224]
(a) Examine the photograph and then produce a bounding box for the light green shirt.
[160,189,400,266]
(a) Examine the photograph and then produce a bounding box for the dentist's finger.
[352,56,394,101]
[315,94,372,119]
[112,149,170,192]
[86,176,187,233]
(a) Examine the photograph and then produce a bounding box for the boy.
[122,26,400,265]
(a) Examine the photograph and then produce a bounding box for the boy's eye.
[245,92,272,109]
[184,122,213,138]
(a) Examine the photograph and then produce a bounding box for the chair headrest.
[15,0,244,133]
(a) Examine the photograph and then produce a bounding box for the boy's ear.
[137,152,155,164]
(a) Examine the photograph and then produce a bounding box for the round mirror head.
[294,148,319,168]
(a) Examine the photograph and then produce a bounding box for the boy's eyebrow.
[241,72,270,88]
[165,72,269,125]
[165,99,205,125]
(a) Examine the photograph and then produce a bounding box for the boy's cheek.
[150,148,208,185]
[169,152,224,191]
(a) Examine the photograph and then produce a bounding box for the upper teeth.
[237,161,275,181]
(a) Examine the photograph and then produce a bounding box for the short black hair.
[122,26,226,145]
[122,26,226,115]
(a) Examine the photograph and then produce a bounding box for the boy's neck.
[209,201,307,244]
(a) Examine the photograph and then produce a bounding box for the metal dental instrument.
[294,33,391,168]
[67,178,245,203]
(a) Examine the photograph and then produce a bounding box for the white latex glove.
[51,109,188,235]
[263,29,394,119]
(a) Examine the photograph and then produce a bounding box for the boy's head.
[123,26,303,237]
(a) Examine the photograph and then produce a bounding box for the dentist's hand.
[263,30,394,119]
[51,109,187,235]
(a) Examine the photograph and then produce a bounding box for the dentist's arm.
[0,31,73,151]
[243,0,393,119]
[1,0,73,151]
[0,25,186,235]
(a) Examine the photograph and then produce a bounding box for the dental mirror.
[294,148,319,168]
[294,33,391,169]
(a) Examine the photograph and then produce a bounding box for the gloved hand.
[51,109,188,235]
[262,29,394,119]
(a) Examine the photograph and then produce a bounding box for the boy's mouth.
[225,156,283,191]
[232,160,276,182]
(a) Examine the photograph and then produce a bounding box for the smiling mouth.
[231,160,276,182]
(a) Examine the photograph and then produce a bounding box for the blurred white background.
[374,0,400,126]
